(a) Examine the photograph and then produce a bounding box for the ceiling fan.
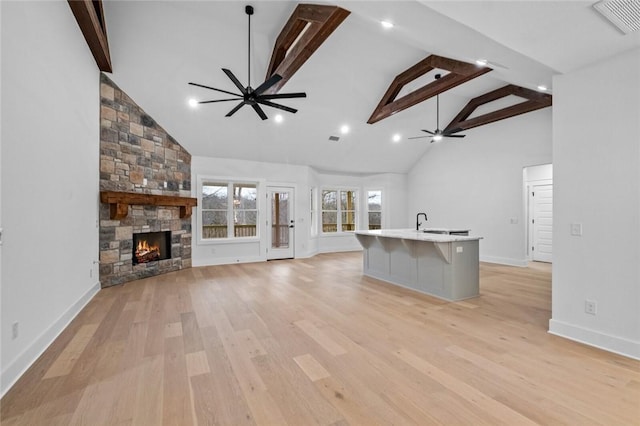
[188,5,306,120]
[408,74,466,142]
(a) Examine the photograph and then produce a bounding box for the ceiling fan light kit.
[188,4,307,120]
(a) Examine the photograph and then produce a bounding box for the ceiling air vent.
[328,135,340,141]
[593,0,640,34]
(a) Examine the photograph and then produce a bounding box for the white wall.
[1,2,100,395]
[524,163,552,183]
[550,48,640,359]
[191,156,408,266]
[0,2,3,393]
[407,108,552,266]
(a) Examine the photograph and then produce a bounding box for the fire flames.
[135,239,160,263]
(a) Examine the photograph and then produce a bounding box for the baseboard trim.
[480,255,528,267]
[549,319,640,360]
[318,247,363,254]
[192,255,265,267]
[1,282,101,397]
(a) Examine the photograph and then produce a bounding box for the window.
[202,181,258,239]
[322,189,357,233]
[367,190,382,230]
[341,190,356,231]
[233,183,258,237]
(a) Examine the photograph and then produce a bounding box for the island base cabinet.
[357,233,480,302]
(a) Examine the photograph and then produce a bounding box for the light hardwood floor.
[2,252,639,425]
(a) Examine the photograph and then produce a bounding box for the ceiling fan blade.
[222,69,247,95]
[188,82,242,98]
[199,98,242,104]
[420,129,436,135]
[251,103,268,120]
[253,74,282,95]
[225,101,246,117]
[259,92,307,100]
[444,134,466,138]
[256,99,297,114]
[408,136,431,140]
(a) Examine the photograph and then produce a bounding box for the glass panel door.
[267,187,294,259]
[271,191,289,249]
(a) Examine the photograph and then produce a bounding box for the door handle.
[289,225,295,228]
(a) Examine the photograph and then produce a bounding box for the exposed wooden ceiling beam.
[264,4,350,94]
[367,55,491,124]
[444,85,552,133]
[68,0,112,72]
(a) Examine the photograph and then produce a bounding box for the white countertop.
[419,227,470,233]
[355,229,482,242]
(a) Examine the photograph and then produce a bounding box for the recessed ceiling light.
[475,59,488,66]
[537,85,548,91]
[381,20,394,29]
[340,125,350,134]
[392,134,401,143]
[274,114,283,123]
[188,98,198,108]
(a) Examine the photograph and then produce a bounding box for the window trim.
[197,175,264,244]
[320,187,358,234]
[310,187,318,237]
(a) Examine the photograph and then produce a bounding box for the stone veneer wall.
[99,73,192,287]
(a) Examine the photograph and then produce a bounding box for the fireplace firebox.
[132,231,171,265]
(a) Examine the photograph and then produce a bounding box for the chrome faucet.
[416,212,428,231]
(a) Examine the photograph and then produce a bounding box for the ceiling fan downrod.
[246,5,253,90]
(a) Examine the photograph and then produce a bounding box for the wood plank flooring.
[2,252,639,425]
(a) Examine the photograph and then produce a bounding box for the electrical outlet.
[456,246,463,253]
[585,300,597,315]
[12,322,19,340]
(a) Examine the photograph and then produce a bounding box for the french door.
[267,187,295,260]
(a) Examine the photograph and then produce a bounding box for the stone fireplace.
[98,73,194,287]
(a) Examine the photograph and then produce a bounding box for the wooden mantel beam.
[100,191,197,220]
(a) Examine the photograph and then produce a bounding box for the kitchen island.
[354,229,482,301]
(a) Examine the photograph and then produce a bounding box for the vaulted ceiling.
[102,1,640,174]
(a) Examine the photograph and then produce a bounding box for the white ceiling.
[104,1,640,174]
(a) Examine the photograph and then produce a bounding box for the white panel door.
[532,184,553,262]
[267,187,295,260]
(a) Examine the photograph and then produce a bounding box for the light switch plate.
[571,223,583,236]
[456,246,463,253]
